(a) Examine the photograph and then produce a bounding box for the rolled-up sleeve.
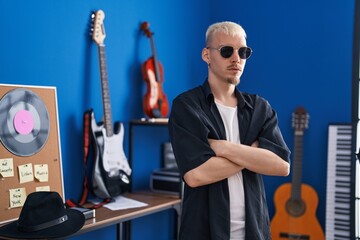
[255,97,291,162]
[168,95,217,176]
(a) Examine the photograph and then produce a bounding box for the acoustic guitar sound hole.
[285,199,306,217]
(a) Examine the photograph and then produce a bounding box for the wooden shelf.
[76,191,181,236]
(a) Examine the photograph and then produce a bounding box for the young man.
[168,21,291,239]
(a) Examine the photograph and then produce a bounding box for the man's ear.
[202,48,210,64]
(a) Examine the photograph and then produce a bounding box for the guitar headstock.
[292,106,309,133]
[91,10,106,45]
[140,21,153,38]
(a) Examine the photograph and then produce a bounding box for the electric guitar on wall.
[89,10,131,199]
[270,107,324,240]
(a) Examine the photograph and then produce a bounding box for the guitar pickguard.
[101,124,131,176]
[90,112,131,176]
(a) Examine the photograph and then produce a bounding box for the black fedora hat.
[0,191,85,239]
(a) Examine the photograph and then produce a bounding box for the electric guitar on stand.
[270,107,324,240]
[89,10,131,199]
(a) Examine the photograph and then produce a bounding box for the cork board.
[0,84,64,224]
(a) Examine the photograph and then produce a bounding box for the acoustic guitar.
[270,107,324,240]
[140,21,169,118]
[89,10,131,198]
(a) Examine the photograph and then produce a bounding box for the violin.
[140,21,169,118]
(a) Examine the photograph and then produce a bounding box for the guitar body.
[90,110,131,198]
[271,183,325,240]
[141,57,169,118]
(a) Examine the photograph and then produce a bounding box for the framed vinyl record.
[0,84,64,224]
[0,88,50,156]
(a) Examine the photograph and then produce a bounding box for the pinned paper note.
[36,186,50,191]
[34,164,49,182]
[0,158,14,178]
[9,188,26,208]
[91,195,148,211]
[18,163,34,183]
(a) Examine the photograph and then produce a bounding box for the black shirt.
[168,80,291,240]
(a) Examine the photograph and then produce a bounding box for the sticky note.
[0,158,14,178]
[9,188,26,208]
[34,164,48,182]
[36,186,50,191]
[18,163,34,183]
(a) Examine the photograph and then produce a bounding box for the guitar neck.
[291,132,304,200]
[98,44,113,137]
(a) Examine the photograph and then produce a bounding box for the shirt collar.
[202,79,253,110]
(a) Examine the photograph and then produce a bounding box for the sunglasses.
[207,46,253,59]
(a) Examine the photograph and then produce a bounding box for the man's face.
[204,32,248,86]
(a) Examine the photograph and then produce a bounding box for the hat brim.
[0,209,85,239]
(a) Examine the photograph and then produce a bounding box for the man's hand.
[208,139,229,157]
[251,140,259,148]
[208,139,245,170]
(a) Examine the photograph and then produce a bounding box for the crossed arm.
[184,139,290,188]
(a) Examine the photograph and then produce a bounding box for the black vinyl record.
[0,88,50,156]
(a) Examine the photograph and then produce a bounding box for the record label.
[0,88,50,156]
[13,109,34,135]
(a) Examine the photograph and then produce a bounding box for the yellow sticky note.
[9,188,26,208]
[36,186,50,191]
[34,164,48,182]
[0,158,14,178]
[18,163,34,183]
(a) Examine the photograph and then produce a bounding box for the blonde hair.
[205,21,247,46]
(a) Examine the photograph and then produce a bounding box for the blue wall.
[0,0,355,239]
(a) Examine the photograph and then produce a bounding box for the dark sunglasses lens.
[220,46,234,58]
[239,47,252,59]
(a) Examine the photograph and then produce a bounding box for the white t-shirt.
[216,101,245,240]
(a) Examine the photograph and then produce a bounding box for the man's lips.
[227,65,242,72]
